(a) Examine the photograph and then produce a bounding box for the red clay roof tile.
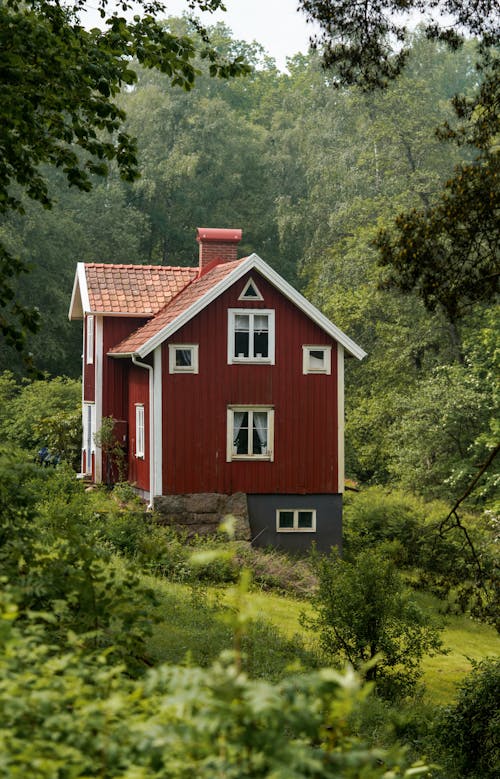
[109,259,245,355]
[85,264,198,315]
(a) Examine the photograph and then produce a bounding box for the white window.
[228,309,275,364]
[86,314,94,364]
[276,509,316,533]
[227,406,274,461]
[302,345,332,375]
[238,277,263,301]
[169,344,199,374]
[135,404,145,458]
[83,403,95,474]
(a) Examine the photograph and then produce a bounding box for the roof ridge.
[84,263,198,271]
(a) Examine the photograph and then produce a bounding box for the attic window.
[239,278,263,301]
[169,344,199,374]
[302,345,331,375]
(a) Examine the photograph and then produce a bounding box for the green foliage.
[94,416,127,485]
[0,457,158,670]
[343,487,499,627]
[0,0,249,352]
[437,656,500,779]
[298,0,498,89]
[0,372,81,464]
[305,546,445,699]
[0,591,431,778]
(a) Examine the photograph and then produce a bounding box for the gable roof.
[68,262,198,319]
[108,254,367,361]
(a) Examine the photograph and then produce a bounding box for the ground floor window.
[83,402,95,474]
[276,508,316,532]
[227,406,274,461]
[135,404,145,458]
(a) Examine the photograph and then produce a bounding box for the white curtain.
[233,411,247,453]
[253,411,268,454]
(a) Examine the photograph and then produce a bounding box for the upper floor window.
[226,406,274,461]
[228,309,275,364]
[302,345,331,375]
[86,314,94,364]
[169,344,199,374]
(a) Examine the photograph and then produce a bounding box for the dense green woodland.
[0,23,497,508]
[0,9,499,777]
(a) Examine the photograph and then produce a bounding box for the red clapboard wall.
[161,271,338,496]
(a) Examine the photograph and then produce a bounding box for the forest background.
[0,16,497,509]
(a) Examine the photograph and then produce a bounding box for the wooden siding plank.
[162,271,339,496]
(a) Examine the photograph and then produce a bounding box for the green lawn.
[149,577,499,703]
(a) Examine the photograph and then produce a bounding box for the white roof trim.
[68,263,90,320]
[134,254,366,360]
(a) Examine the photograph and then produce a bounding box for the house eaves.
[111,254,367,361]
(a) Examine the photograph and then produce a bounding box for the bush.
[304,545,445,700]
[0,372,81,467]
[0,593,431,779]
[0,457,158,671]
[437,656,500,779]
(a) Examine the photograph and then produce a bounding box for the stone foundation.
[154,492,251,540]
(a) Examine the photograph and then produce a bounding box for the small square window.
[303,345,331,375]
[276,509,316,533]
[169,344,199,374]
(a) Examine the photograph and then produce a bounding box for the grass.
[147,577,319,680]
[147,573,499,703]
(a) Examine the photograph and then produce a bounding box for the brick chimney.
[196,227,242,272]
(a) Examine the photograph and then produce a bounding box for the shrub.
[0,594,431,779]
[304,545,445,699]
[437,656,500,779]
[0,457,158,671]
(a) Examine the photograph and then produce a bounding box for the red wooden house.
[69,228,365,552]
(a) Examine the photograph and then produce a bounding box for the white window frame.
[228,309,275,364]
[135,404,145,459]
[226,405,274,462]
[238,277,264,301]
[168,344,199,374]
[302,345,332,375]
[86,314,94,364]
[276,508,317,533]
[83,402,95,475]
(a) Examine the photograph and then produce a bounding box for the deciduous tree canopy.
[0,0,248,353]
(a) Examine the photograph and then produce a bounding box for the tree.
[298,1,499,321]
[438,657,500,779]
[298,1,499,90]
[304,546,445,699]
[0,0,249,355]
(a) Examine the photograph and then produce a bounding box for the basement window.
[276,509,316,533]
[302,345,331,375]
[169,344,199,374]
